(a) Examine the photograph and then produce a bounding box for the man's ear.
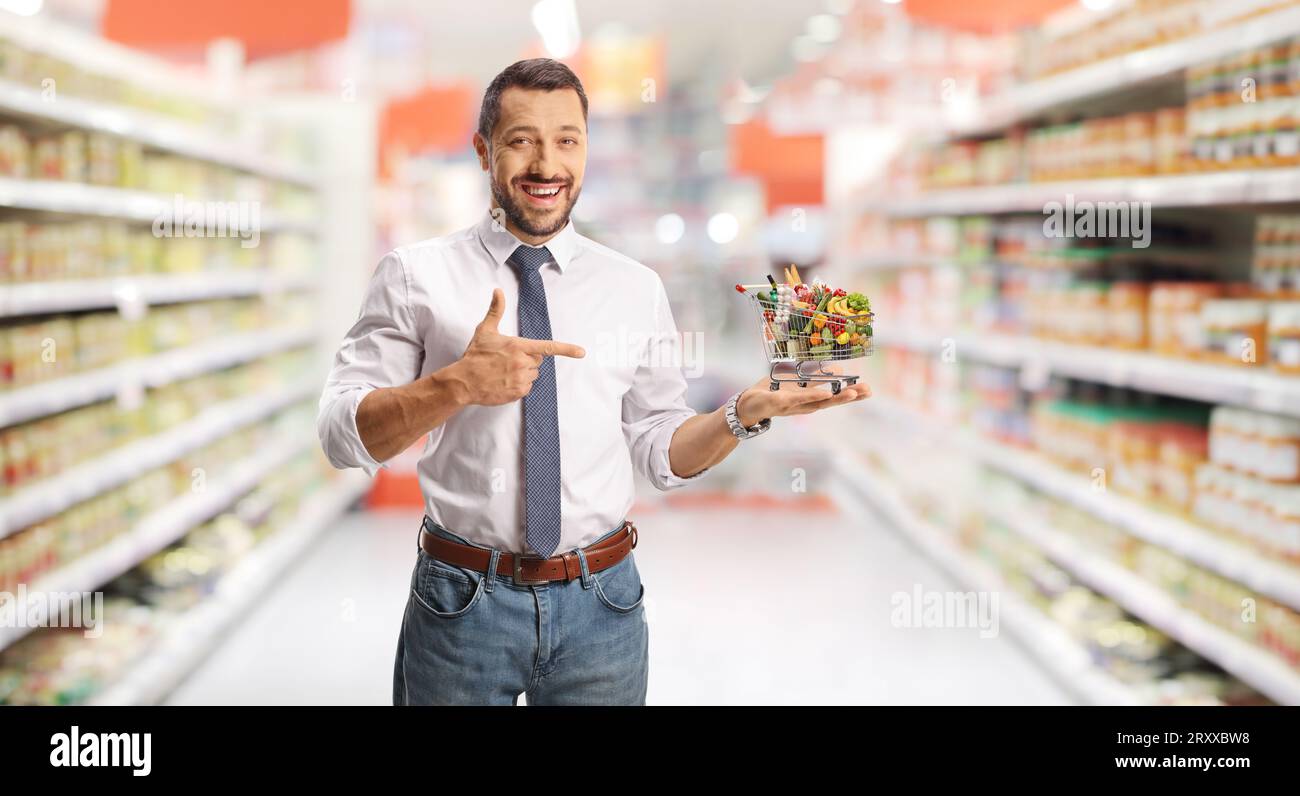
[472,133,489,170]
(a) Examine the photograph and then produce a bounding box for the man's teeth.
[524,185,561,196]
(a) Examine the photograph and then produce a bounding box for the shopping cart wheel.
[798,381,808,387]
[831,381,842,395]
[769,381,780,391]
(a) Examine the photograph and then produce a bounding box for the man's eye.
[512,138,530,145]
[561,138,578,145]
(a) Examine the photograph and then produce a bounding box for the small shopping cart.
[735,282,874,395]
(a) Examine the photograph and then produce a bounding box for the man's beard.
[491,175,580,239]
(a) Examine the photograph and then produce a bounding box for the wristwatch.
[725,391,771,440]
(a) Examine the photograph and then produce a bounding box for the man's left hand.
[735,368,871,427]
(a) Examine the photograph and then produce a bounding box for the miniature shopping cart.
[735,282,874,395]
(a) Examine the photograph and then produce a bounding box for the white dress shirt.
[318,210,709,555]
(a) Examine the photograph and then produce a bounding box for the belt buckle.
[512,554,549,586]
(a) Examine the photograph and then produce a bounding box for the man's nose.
[530,140,558,176]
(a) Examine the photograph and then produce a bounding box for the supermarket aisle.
[167,491,1072,705]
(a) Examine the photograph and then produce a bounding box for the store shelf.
[0,177,316,233]
[0,382,314,539]
[0,79,316,186]
[877,327,1300,417]
[87,470,369,706]
[0,435,323,655]
[848,253,953,271]
[0,271,314,317]
[992,508,1300,706]
[934,5,1300,140]
[829,451,1141,706]
[839,407,1300,704]
[0,325,313,428]
[861,394,1300,612]
[863,168,1300,217]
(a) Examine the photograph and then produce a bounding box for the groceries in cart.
[734,265,874,394]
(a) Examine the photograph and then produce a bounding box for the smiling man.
[318,58,870,706]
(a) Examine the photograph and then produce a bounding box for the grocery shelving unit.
[827,1,1300,704]
[0,79,316,187]
[0,177,315,232]
[991,505,1300,705]
[876,327,1300,417]
[84,469,369,706]
[0,434,319,653]
[0,14,372,703]
[853,395,1300,704]
[863,168,1300,217]
[0,382,315,538]
[0,326,314,427]
[0,271,314,318]
[867,394,1300,609]
[829,441,1142,706]
[931,4,1300,140]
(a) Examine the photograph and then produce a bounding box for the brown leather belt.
[419,520,638,586]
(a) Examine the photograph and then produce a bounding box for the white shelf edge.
[0,434,325,655]
[993,507,1300,705]
[861,168,1300,217]
[86,470,370,706]
[0,177,316,233]
[0,381,316,538]
[934,5,1300,140]
[863,394,1300,612]
[0,325,314,428]
[828,451,1141,706]
[0,79,317,187]
[876,328,1300,418]
[0,271,316,318]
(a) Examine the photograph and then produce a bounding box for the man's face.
[475,86,586,243]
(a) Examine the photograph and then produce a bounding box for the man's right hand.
[446,288,586,406]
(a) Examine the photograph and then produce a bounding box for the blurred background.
[1,0,1299,706]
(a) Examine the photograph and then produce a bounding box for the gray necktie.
[507,245,563,558]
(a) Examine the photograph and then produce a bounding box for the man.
[318,58,870,706]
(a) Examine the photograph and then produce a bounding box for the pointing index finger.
[518,337,586,359]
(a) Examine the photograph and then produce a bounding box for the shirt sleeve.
[317,250,425,475]
[621,275,711,491]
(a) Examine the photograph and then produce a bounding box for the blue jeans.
[393,517,649,705]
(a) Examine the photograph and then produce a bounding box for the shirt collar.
[476,209,577,274]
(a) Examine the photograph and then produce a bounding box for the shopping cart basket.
[735,283,874,394]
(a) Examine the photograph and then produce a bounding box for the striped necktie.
[507,245,563,558]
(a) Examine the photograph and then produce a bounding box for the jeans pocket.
[592,553,645,614]
[411,550,485,619]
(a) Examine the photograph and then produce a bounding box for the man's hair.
[477,58,588,141]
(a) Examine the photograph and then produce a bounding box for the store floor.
[166,495,1074,705]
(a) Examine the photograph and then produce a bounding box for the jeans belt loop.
[484,548,501,593]
[573,546,594,590]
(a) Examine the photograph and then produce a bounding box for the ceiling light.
[0,0,42,14]
[707,213,739,244]
[532,0,581,59]
[655,213,685,244]
[807,14,841,44]
[1079,0,1115,8]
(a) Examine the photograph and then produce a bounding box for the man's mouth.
[518,180,568,208]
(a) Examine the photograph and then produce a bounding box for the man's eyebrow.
[499,124,584,138]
